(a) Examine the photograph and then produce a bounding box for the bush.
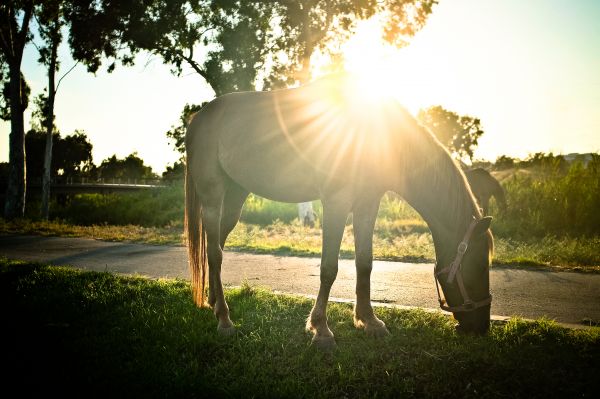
[52,183,184,227]
[41,154,600,240]
[493,155,600,237]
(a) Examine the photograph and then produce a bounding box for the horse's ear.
[474,216,492,236]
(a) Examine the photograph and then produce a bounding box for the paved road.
[1,234,598,328]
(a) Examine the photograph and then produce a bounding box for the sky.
[2,0,600,175]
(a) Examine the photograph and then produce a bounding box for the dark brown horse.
[185,75,493,349]
[464,168,507,215]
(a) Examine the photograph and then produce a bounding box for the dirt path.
[1,234,598,328]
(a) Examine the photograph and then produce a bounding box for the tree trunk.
[4,62,27,219]
[41,38,58,219]
[2,3,33,220]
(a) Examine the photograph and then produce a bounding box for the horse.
[464,168,507,215]
[184,74,493,349]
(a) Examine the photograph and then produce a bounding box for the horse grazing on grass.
[185,75,493,349]
[464,168,507,215]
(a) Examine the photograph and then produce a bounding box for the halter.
[434,218,493,313]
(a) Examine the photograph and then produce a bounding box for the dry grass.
[2,218,598,272]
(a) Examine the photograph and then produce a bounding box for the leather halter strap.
[434,218,492,313]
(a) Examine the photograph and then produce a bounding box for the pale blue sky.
[2,0,599,174]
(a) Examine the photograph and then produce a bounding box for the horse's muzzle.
[453,304,491,335]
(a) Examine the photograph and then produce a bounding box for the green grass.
[2,218,599,272]
[2,258,598,398]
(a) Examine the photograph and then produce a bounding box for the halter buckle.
[457,241,468,255]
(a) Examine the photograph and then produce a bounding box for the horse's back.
[186,79,422,202]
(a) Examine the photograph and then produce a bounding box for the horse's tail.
[185,161,208,307]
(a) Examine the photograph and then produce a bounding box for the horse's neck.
[401,166,477,260]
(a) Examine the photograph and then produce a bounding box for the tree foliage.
[494,155,516,171]
[67,1,438,94]
[25,129,93,179]
[0,66,30,121]
[165,102,206,155]
[266,0,438,87]
[96,153,157,180]
[417,105,485,162]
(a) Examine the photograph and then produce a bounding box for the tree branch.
[174,47,209,82]
[16,2,34,54]
[55,61,79,94]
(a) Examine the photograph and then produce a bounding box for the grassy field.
[7,156,600,272]
[2,258,598,398]
[1,217,599,272]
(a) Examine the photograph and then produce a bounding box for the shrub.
[493,155,600,237]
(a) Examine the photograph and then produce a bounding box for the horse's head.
[435,217,493,335]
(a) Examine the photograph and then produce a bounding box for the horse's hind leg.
[201,184,235,335]
[306,196,351,350]
[352,196,389,337]
[219,182,249,249]
[207,182,248,308]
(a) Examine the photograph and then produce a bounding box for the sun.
[339,17,437,114]
[341,18,400,99]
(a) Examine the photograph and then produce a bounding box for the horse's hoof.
[311,335,337,351]
[365,324,390,338]
[217,325,236,336]
[365,326,390,338]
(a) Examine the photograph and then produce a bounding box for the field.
[0,155,596,273]
[2,258,598,398]
[4,157,599,272]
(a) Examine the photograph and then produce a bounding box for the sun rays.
[340,17,401,104]
[267,15,447,184]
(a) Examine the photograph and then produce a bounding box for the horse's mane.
[398,111,481,236]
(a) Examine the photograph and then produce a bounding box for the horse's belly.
[219,145,321,203]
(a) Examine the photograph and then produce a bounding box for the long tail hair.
[185,161,208,307]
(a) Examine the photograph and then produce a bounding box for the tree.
[494,155,516,171]
[35,0,65,219]
[2,1,149,219]
[24,129,59,182]
[417,105,485,163]
[25,128,93,180]
[265,0,438,88]
[0,2,35,219]
[163,102,205,182]
[165,103,206,156]
[0,62,30,121]
[26,93,93,179]
[97,153,157,181]
[54,130,94,177]
[162,161,185,182]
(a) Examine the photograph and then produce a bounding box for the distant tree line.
[0,129,158,185]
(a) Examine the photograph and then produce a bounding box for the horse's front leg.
[306,198,350,350]
[352,196,389,337]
